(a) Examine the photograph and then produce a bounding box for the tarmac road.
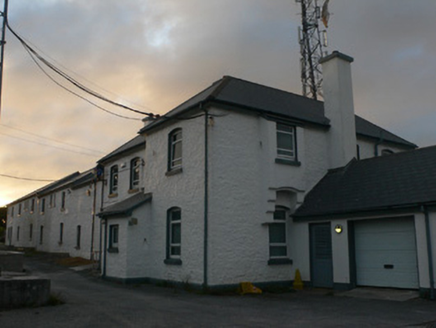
[1,255,436,327]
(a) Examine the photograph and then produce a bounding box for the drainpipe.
[98,177,105,271]
[103,218,108,277]
[203,103,209,290]
[90,180,97,260]
[374,131,384,157]
[422,205,435,299]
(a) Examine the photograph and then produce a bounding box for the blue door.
[310,223,333,288]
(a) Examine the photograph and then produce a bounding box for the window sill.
[165,167,183,177]
[275,158,301,167]
[268,258,293,266]
[108,193,118,198]
[74,246,81,250]
[164,258,182,265]
[58,241,63,245]
[108,247,119,253]
[128,188,139,194]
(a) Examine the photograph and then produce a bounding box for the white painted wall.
[102,147,145,208]
[357,138,412,160]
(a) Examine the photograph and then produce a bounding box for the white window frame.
[269,207,288,259]
[168,208,181,259]
[109,224,119,249]
[109,165,119,194]
[169,129,182,170]
[276,123,296,161]
[130,158,141,189]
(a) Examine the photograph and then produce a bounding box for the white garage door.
[354,217,419,289]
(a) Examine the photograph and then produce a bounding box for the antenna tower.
[296,0,329,100]
[0,0,8,117]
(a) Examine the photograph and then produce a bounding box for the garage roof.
[294,145,436,220]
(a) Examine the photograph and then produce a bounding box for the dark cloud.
[1,0,435,205]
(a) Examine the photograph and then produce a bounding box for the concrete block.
[0,251,24,272]
[0,276,51,309]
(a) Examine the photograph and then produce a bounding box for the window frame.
[276,123,298,164]
[40,198,45,214]
[30,198,35,213]
[165,207,182,265]
[76,225,81,249]
[61,191,66,211]
[130,157,141,190]
[268,206,292,265]
[168,129,182,171]
[109,224,119,252]
[29,224,33,241]
[109,165,119,194]
[40,225,44,245]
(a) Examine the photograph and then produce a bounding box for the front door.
[310,223,333,288]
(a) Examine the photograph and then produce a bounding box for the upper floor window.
[40,198,46,214]
[61,191,66,211]
[49,194,56,208]
[109,224,119,251]
[168,129,182,171]
[18,203,22,216]
[10,206,14,217]
[109,165,119,194]
[277,123,296,161]
[130,158,141,189]
[30,198,35,213]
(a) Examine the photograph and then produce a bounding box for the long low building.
[7,52,435,298]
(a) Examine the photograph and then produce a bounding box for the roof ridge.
[220,75,324,105]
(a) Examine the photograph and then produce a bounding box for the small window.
[30,199,35,213]
[59,223,64,244]
[269,208,288,259]
[40,198,46,214]
[130,158,141,189]
[16,226,20,242]
[61,191,66,211]
[276,124,296,161]
[109,225,119,250]
[109,165,119,194]
[18,203,22,216]
[29,224,33,241]
[10,206,14,217]
[49,194,56,208]
[166,207,181,263]
[168,129,182,170]
[76,225,81,249]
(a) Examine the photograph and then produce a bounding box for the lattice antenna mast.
[296,0,329,100]
[0,0,8,117]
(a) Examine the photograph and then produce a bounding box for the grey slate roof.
[97,135,145,164]
[355,115,416,148]
[98,192,152,218]
[139,76,416,148]
[294,146,436,219]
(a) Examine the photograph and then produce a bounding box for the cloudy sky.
[0,0,435,206]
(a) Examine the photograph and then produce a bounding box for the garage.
[354,217,419,289]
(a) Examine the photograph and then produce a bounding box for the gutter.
[203,103,209,290]
[422,205,435,300]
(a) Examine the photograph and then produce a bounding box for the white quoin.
[320,51,357,169]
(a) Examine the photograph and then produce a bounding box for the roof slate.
[97,192,152,218]
[139,76,415,148]
[97,135,145,164]
[294,146,436,219]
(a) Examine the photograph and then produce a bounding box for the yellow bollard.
[293,269,304,290]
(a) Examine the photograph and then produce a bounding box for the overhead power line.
[6,19,157,119]
[0,173,55,182]
[0,123,106,154]
[0,131,100,157]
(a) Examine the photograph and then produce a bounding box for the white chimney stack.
[320,51,356,169]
